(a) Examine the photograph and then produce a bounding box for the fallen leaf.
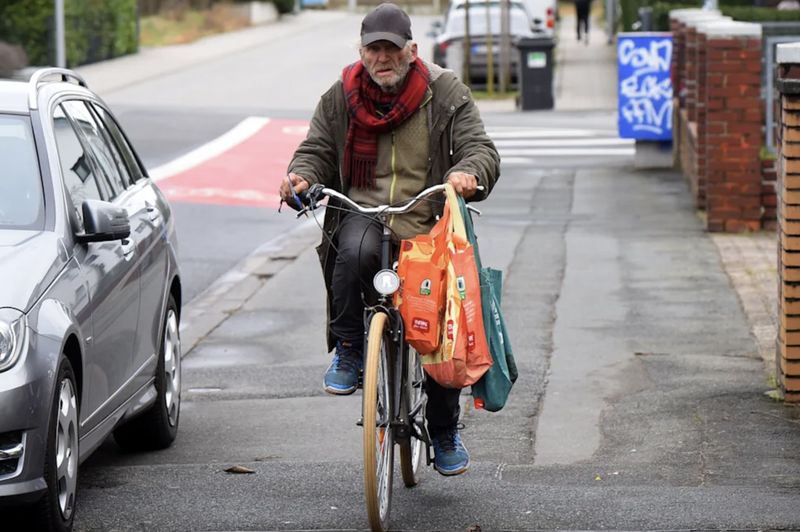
[466,525,481,532]
[594,475,602,481]
[224,465,255,474]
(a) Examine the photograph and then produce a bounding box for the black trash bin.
[516,37,555,111]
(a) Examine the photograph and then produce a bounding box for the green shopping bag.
[457,198,518,412]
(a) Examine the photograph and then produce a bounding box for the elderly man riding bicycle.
[279,2,500,477]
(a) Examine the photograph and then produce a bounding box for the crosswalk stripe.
[487,126,633,165]
[493,138,633,148]
[487,128,615,138]
[498,147,635,157]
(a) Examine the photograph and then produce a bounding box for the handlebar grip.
[297,183,325,207]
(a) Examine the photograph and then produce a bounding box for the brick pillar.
[685,15,725,124]
[670,9,717,107]
[702,22,763,233]
[670,10,724,209]
[685,25,700,122]
[669,14,683,99]
[763,159,778,230]
[694,17,733,208]
[777,42,800,400]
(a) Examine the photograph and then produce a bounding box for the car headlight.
[0,309,27,372]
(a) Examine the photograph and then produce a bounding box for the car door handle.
[120,238,135,260]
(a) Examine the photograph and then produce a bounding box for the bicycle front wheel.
[399,345,425,487]
[363,312,394,532]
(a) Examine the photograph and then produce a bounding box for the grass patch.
[139,4,250,47]
[760,145,777,161]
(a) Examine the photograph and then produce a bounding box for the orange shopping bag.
[420,185,492,389]
[395,203,451,354]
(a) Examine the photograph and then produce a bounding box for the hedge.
[651,2,695,30]
[619,0,777,31]
[0,0,138,68]
[721,5,800,21]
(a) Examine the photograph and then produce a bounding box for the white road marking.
[499,147,635,157]
[487,128,615,138]
[148,116,270,182]
[494,138,633,148]
[500,157,538,165]
[161,186,280,202]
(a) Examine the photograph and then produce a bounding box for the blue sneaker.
[430,426,470,476]
[323,340,363,395]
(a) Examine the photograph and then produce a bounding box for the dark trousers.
[330,213,461,430]
[576,1,590,39]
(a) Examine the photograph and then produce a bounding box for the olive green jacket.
[287,61,500,351]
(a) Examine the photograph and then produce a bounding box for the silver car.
[430,0,538,89]
[0,68,182,531]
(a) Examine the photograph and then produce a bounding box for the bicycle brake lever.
[466,204,482,216]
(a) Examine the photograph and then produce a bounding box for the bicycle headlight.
[0,309,27,372]
[373,269,400,296]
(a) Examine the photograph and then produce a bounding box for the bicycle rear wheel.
[399,345,425,487]
[363,312,394,532]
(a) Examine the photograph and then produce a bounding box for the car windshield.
[0,114,44,230]
[446,2,532,36]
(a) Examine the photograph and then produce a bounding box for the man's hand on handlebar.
[446,172,478,199]
[280,173,310,211]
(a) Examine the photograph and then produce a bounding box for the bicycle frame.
[361,216,432,464]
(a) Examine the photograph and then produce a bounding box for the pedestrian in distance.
[575,0,591,44]
[279,2,500,476]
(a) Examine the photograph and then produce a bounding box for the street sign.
[617,33,673,140]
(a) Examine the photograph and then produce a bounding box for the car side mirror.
[76,199,131,243]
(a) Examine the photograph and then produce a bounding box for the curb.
[179,213,323,357]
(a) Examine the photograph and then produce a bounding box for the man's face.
[360,41,418,92]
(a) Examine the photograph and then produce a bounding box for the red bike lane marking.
[155,118,309,208]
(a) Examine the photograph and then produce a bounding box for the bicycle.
[295,182,480,532]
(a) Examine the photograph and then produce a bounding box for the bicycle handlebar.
[296,183,483,218]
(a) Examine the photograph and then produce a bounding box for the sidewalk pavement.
[554,14,618,111]
[75,10,351,95]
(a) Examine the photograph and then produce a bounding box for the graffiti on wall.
[618,34,673,140]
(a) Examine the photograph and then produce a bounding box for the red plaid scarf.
[341,58,430,189]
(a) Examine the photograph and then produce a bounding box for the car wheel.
[34,355,79,532]
[113,295,181,451]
